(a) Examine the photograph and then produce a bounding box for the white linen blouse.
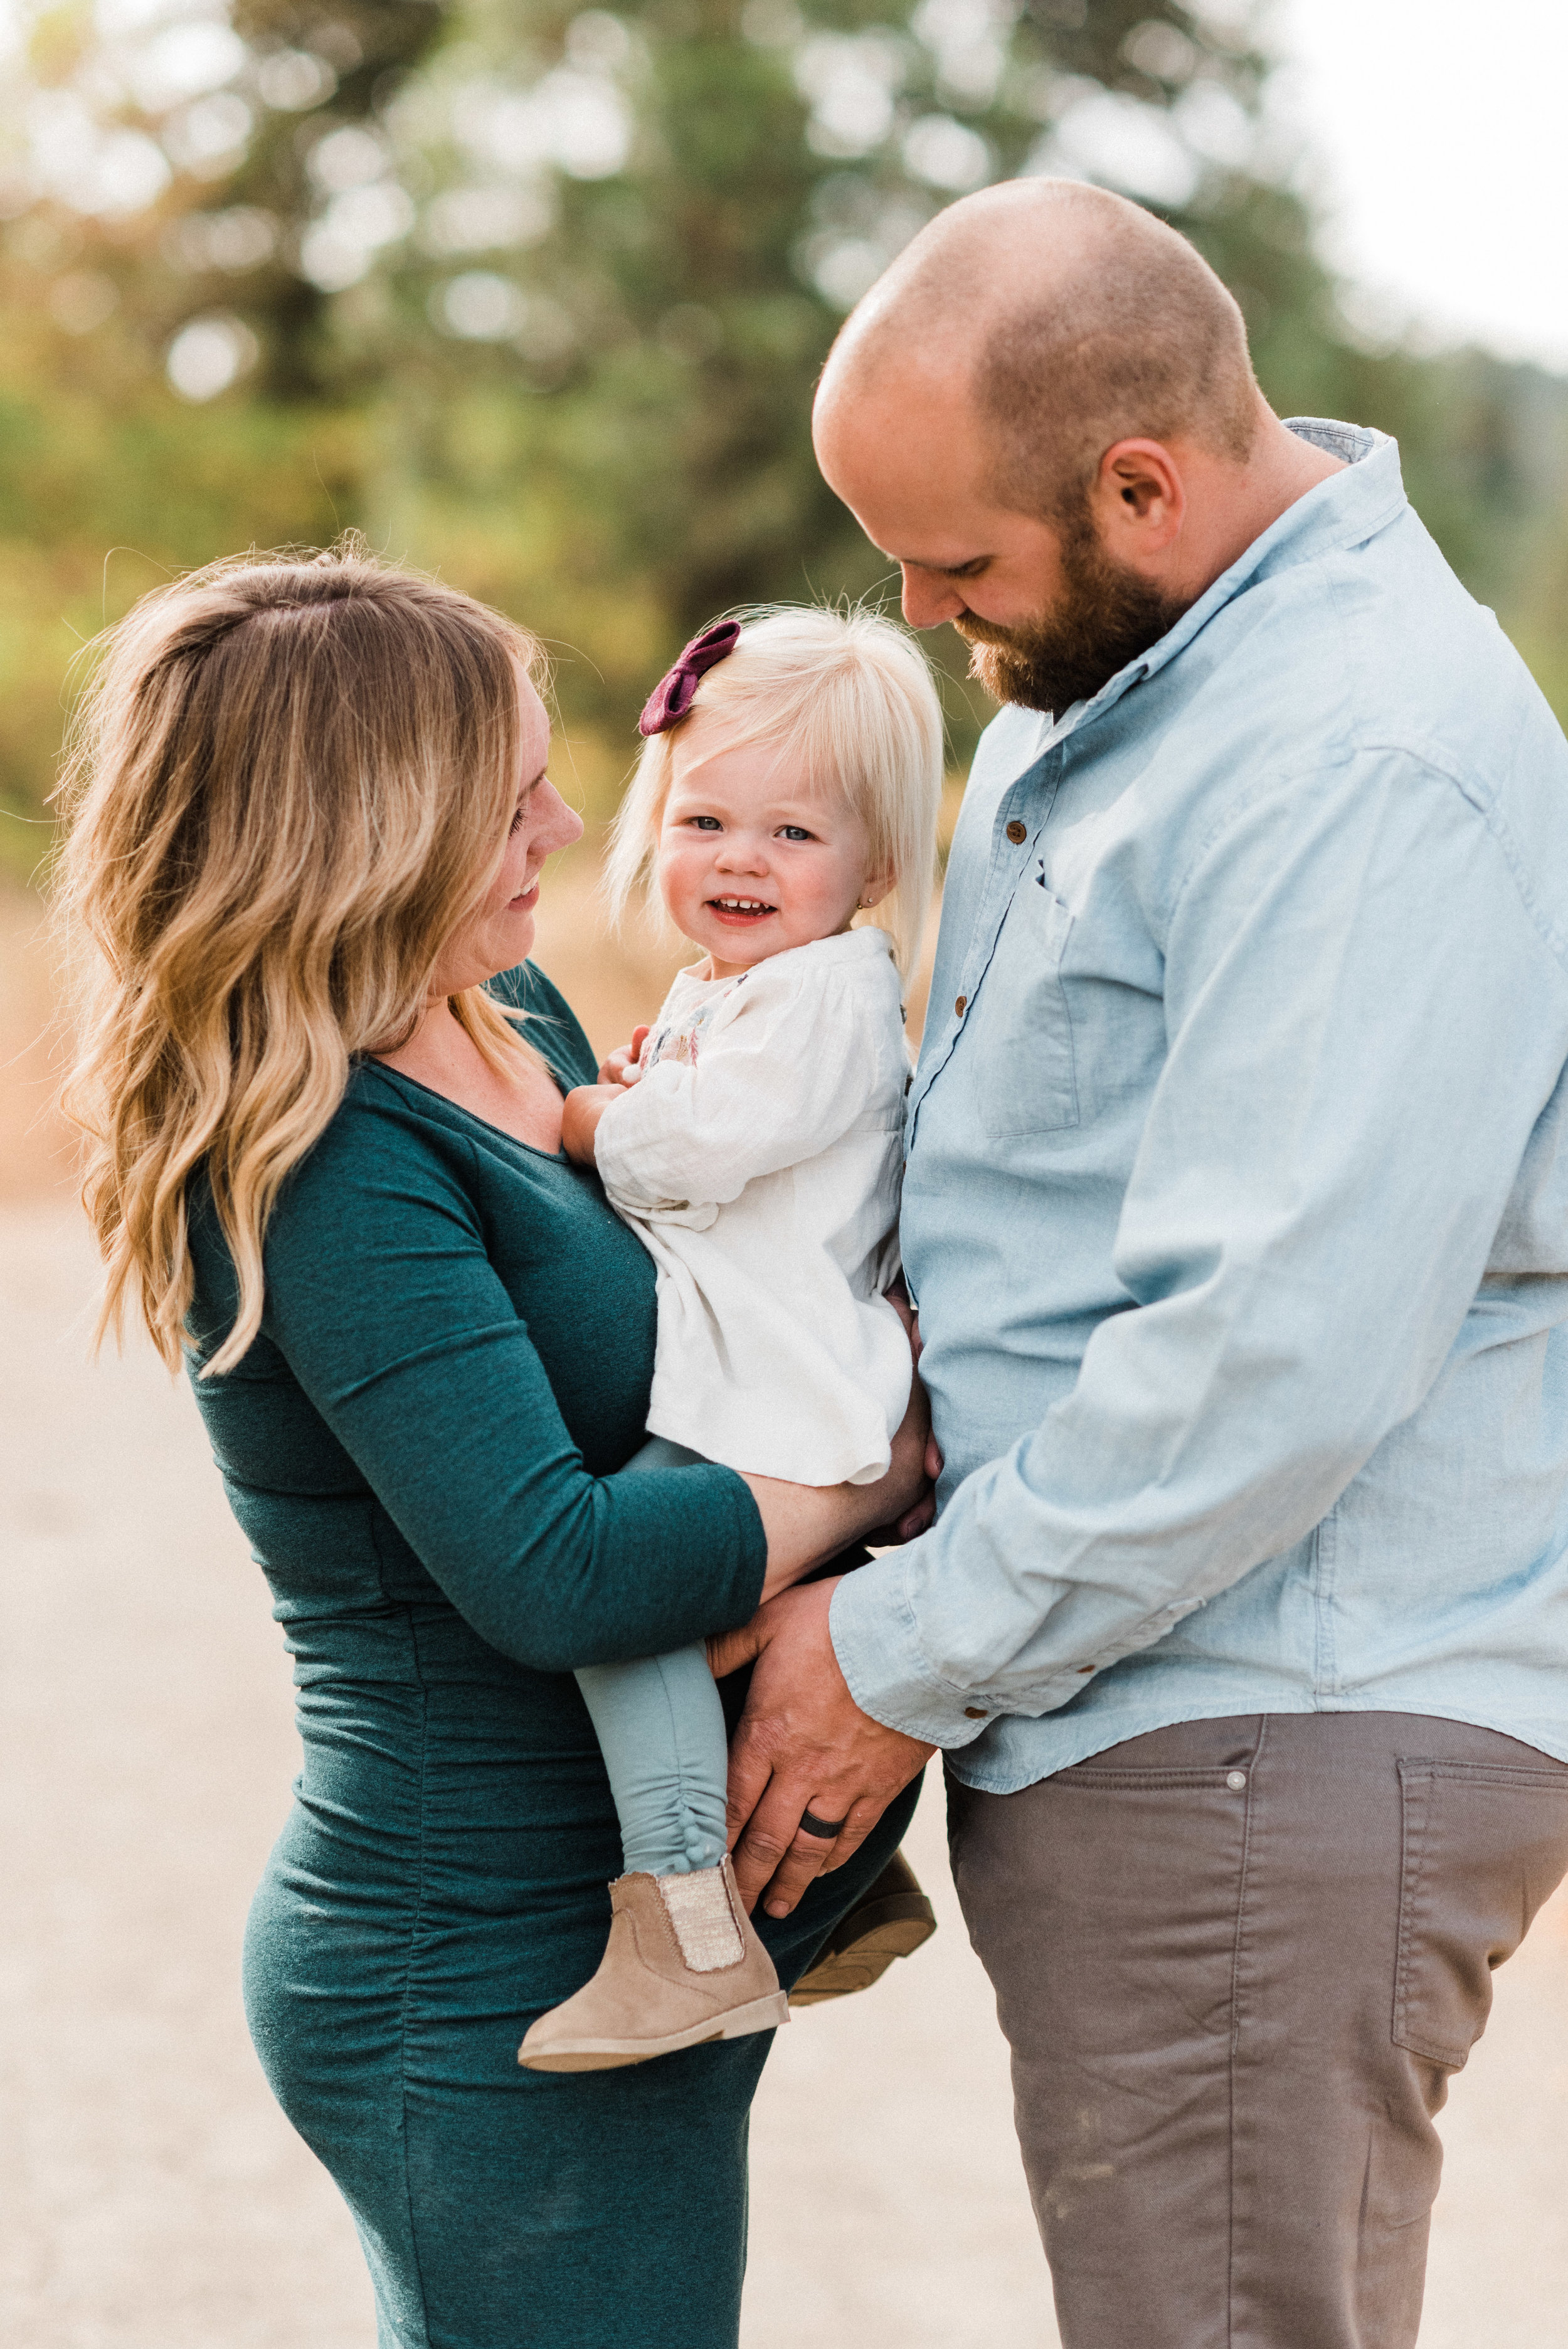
[592,926,913,1487]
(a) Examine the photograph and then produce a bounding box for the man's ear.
[1091,438,1186,563]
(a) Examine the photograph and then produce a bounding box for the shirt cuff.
[829,1548,997,1749]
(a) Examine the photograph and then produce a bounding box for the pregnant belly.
[246,1665,628,2112]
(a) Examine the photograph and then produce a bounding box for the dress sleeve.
[254,1100,766,1672]
[593,963,871,1217]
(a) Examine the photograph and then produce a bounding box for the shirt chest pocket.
[974,878,1080,1137]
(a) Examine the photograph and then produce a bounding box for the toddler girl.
[517,605,943,2072]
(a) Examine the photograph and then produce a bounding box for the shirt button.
[963,1706,988,1719]
[1076,1664,1094,1675]
[1226,1770,1248,1791]
[1005,820,1027,844]
[955,994,967,1017]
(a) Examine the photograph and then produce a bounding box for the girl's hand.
[561,1083,625,1165]
[596,1025,650,1089]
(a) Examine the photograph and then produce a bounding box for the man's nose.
[899,564,967,630]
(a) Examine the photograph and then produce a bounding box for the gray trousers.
[948,1712,1568,2349]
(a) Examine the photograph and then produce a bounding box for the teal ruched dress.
[184,963,919,2349]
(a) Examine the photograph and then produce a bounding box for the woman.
[57,545,930,2346]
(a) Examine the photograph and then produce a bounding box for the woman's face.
[430,679,581,998]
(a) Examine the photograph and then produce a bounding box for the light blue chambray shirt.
[830,420,1568,1793]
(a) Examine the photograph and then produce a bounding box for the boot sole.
[518,1990,791,2073]
[789,1905,936,2007]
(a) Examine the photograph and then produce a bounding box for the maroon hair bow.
[638,619,741,738]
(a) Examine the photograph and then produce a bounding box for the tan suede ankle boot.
[788,1845,938,2007]
[517,1855,788,2072]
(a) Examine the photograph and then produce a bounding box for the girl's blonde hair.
[55,539,544,1377]
[603,605,943,978]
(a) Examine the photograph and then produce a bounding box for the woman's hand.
[864,1288,941,1544]
[742,1365,934,1601]
[596,1024,649,1089]
[561,1084,624,1165]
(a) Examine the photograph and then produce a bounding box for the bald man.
[712,181,1568,2348]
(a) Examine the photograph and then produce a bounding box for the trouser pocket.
[1393,1756,1568,2069]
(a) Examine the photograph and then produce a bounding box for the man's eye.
[778,825,812,842]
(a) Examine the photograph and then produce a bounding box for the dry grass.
[0,884,70,1197]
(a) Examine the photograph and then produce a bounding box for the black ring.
[799,1807,850,1840]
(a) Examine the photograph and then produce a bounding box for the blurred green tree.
[342,0,1319,722]
[0,0,1564,870]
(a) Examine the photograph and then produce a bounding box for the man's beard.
[956,511,1191,715]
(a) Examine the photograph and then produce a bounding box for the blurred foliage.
[1,0,1567,886]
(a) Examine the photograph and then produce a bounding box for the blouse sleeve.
[593,963,872,1218]
[251,1097,766,1672]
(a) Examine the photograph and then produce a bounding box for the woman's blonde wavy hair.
[55,538,544,1378]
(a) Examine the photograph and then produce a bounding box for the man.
[712,179,1568,2346]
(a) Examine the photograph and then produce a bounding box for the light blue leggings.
[574,1438,731,1876]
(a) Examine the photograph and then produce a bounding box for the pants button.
[1226,1770,1248,1791]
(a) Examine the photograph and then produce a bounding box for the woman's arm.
[246,1096,766,1673]
[745,1392,933,1599]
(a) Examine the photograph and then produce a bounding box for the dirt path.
[3,1200,1565,2345]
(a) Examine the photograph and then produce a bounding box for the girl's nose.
[716,836,769,871]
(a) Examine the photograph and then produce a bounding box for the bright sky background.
[1274,0,1568,370]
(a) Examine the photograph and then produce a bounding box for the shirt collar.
[1031,421,1407,757]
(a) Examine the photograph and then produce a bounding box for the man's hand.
[561,1083,625,1165]
[596,1024,650,1089]
[708,1577,936,1917]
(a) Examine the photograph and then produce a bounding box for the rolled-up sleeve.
[833,748,1568,1742]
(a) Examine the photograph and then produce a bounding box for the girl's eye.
[778,825,813,842]
[691,815,722,830]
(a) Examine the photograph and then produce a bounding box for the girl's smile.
[707,892,778,925]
